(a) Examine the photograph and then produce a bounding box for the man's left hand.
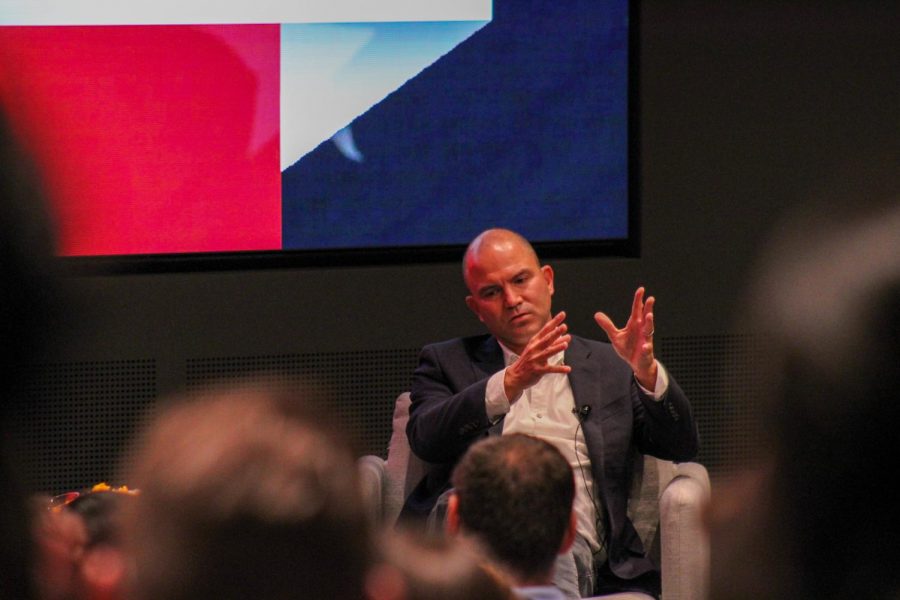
[594,287,658,390]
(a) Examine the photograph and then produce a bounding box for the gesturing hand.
[504,311,572,402]
[594,287,658,390]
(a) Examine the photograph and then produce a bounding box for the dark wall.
[27,1,898,491]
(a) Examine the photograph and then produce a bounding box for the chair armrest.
[660,462,711,600]
[357,455,387,528]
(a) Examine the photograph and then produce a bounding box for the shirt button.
[536,413,543,419]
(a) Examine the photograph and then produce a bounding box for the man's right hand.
[504,311,572,402]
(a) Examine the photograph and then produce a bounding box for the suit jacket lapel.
[471,335,504,378]
[567,336,624,412]
[566,336,612,513]
[568,336,650,564]
[566,336,598,408]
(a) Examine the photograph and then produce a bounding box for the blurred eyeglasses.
[46,483,138,512]
[47,491,81,512]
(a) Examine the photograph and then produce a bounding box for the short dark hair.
[122,382,371,600]
[451,434,574,580]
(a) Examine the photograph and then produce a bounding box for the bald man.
[403,229,698,599]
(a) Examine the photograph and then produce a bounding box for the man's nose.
[503,286,522,307]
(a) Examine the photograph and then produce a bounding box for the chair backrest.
[383,391,675,549]
[383,392,429,525]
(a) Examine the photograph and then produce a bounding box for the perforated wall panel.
[10,336,764,495]
[185,349,421,459]
[9,360,156,495]
[660,334,767,482]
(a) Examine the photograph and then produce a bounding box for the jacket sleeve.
[406,343,497,464]
[631,373,699,462]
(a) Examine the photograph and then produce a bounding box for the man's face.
[464,238,554,354]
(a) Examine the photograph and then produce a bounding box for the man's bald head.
[462,229,540,292]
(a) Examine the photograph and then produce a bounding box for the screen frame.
[57,1,641,277]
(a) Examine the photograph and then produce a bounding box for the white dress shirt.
[484,342,668,553]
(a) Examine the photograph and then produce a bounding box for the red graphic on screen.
[0,25,280,256]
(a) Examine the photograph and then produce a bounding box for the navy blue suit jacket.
[403,333,699,580]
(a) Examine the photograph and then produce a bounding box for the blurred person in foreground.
[66,486,136,600]
[32,486,136,600]
[708,199,900,599]
[31,498,87,600]
[404,228,698,598]
[446,434,577,600]
[0,110,66,599]
[119,383,371,600]
[366,529,515,600]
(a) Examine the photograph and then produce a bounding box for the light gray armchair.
[358,393,711,600]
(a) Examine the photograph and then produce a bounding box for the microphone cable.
[573,417,609,562]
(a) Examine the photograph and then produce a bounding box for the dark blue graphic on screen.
[282,0,628,250]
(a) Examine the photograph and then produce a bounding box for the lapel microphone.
[572,405,591,420]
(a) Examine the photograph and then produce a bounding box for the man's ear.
[464,296,484,322]
[559,510,577,554]
[541,264,555,296]
[446,493,461,535]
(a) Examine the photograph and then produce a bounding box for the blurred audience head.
[366,529,514,600]
[120,382,371,600]
[0,108,64,600]
[710,201,900,599]
[68,487,136,600]
[447,433,576,586]
[66,487,135,550]
[31,496,88,600]
[32,486,136,600]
